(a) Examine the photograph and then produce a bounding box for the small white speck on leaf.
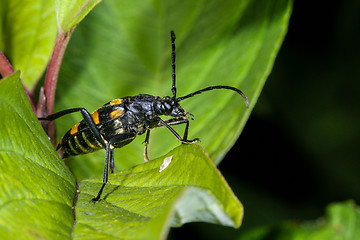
[159,155,173,172]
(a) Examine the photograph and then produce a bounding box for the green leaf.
[292,201,360,240]
[55,0,103,32]
[55,0,292,180]
[0,0,57,90]
[0,72,76,239]
[238,201,360,240]
[73,144,243,239]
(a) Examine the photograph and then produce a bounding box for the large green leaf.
[0,0,57,90]
[0,72,76,239]
[238,201,360,240]
[74,144,243,239]
[55,0,292,180]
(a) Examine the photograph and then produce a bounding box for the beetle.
[39,31,249,201]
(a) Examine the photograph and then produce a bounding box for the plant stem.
[0,50,36,111]
[0,50,14,77]
[41,28,74,142]
[44,29,73,116]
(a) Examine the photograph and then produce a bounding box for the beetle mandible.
[39,31,249,201]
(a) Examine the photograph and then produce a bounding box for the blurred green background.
[170,0,360,239]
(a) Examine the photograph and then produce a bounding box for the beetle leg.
[182,120,189,141]
[181,120,200,143]
[159,118,200,143]
[91,140,111,202]
[38,108,85,121]
[159,117,187,126]
[158,118,199,143]
[110,149,115,173]
[92,132,136,202]
[78,109,106,149]
[143,129,151,162]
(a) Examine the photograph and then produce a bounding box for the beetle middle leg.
[143,129,151,162]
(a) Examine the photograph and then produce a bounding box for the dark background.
[172,0,360,239]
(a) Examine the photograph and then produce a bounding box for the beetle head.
[159,96,187,118]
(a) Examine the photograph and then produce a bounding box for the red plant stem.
[44,30,73,116]
[42,29,74,143]
[0,50,14,77]
[0,50,37,111]
[23,86,37,112]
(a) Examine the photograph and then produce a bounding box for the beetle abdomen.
[58,98,129,157]
[58,123,104,158]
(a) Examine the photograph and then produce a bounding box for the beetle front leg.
[142,118,199,163]
[160,118,199,143]
[158,118,199,143]
[181,120,200,143]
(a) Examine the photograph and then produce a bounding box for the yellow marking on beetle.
[70,122,80,135]
[82,131,98,149]
[74,135,88,153]
[91,111,100,125]
[110,108,125,119]
[59,135,64,145]
[109,98,123,106]
[68,139,80,155]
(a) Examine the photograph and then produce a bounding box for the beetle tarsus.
[91,183,106,202]
[181,138,200,144]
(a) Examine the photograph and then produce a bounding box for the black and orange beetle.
[39,31,249,201]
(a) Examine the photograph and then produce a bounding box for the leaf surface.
[0,0,57,89]
[0,72,76,239]
[55,0,102,32]
[74,144,243,239]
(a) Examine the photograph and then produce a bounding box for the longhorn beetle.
[39,31,249,202]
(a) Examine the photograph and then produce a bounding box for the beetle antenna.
[170,31,177,99]
[176,85,249,108]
